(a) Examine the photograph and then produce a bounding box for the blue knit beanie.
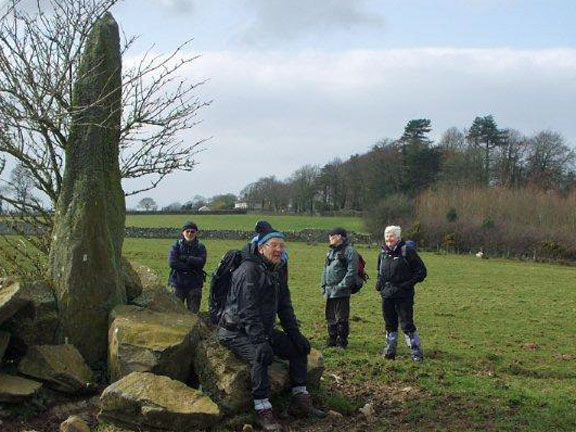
[257,229,285,246]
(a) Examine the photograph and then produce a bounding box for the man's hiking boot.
[288,393,327,419]
[324,336,338,348]
[337,338,348,349]
[383,331,398,360]
[325,324,338,348]
[254,408,284,432]
[405,331,424,362]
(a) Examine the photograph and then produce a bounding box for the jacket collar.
[383,240,405,256]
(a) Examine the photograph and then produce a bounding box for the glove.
[287,330,311,355]
[399,280,414,290]
[255,342,274,366]
[375,281,382,291]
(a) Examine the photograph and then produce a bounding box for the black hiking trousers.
[217,327,308,400]
[325,296,350,342]
[381,295,417,334]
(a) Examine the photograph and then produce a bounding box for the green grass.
[123,238,576,431]
[125,213,366,232]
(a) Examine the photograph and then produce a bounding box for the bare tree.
[290,165,320,214]
[137,197,157,212]
[525,130,575,190]
[0,0,209,275]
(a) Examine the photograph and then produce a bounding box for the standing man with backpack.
[321,227,360,349]
[375,225,427,361]
[217,228,325,432]
[168,221,207,313]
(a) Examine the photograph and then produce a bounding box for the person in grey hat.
[320,227,359,349]
[168,221,207,313]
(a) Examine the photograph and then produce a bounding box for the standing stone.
[49,12,125,366]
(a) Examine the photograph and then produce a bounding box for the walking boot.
[404,331,424,361]
[383,331,398,360]
[325,324,338,348]
[288,393,326,419]
[337,321,349,349]
[254,408,285,432]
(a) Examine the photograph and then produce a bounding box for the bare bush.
[0,0,209,277]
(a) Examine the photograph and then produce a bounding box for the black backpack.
[208,249,243,325]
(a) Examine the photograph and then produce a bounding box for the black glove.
[375,280,382,291]
[399,280,414,290]
[287,330,311,355]
[255,342,274,366]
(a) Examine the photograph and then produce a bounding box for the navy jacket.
[168,237,207,290]
[376,240,427,299]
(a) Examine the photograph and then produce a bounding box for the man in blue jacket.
[168,221,207,313]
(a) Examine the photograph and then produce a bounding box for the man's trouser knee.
[325,297,350,327]
[174,286,202,313]
[187,289,202,313]
[217,328,307,400]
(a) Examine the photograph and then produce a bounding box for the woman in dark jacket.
[375,225,427,361]
[168,221,207,313]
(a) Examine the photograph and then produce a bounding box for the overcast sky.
[109,0,576,208]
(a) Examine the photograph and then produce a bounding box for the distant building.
[234,201,248,209]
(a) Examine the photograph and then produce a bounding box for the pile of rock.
[0,262,324,431]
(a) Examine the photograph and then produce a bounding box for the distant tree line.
[239,116,575,215]
[135,193,239,213]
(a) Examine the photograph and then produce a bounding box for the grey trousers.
[217,328,308,400]
[174,287,202,313]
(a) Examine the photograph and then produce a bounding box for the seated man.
[217,229,324,432]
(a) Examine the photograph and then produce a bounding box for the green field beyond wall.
[124,237,576,432]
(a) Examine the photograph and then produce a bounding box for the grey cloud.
[240,0,385,45]
[154,0,194,13]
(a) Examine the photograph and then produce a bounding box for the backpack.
[352,253,369,294]
[338,247,369,294]
[208,249,243,325]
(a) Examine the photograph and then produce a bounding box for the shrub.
[446,208,458,222]
[413,185,576,261]
[482,216,495,229]
[364,194,415,237]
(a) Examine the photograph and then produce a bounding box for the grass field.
[125,213,366,233]
[124,238,576,432]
